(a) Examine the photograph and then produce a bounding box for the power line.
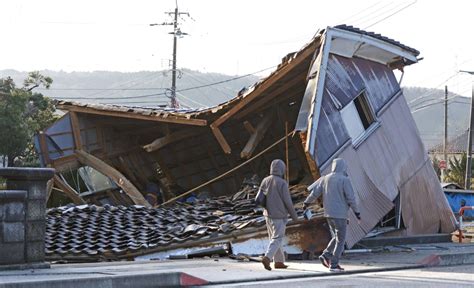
[353,2,405,27]
[337,1,385,24]
[411,99,470,113]
[351,2,403,27]
[38,87,167,91]
[407,72,461,105]
[82,71,165,98]
[48,65,275,101]
[364,0,417,29]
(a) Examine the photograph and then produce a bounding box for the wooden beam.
[243,121,256,134]
[240,113,273,159]
[236,73,306,120]
[58,105,208,126]
[210,39,319,129]
[51,154,81,173]
[290,133,312,177]
[69,111,83,150]
[298,132,320,180]
[209,43,317,153]
[210,125,232,154]
[105,189,122,206]
[38,131,51,165]
[143,129,202,153]
[117,156,143,190]
[74,149,150,207]
[127,152,151,184]
[53,174,86,205]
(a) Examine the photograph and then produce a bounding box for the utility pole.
[460,70,474,189]
[150,1,191,108]
[442,85,448,181]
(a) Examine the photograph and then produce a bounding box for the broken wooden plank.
[290,133,312,177]
[74,149,150,207]
[117,156,143,190]
[240,113,273,159]
[143,129,201,153]
[51,154,81,173]
[58,105,207,126]
[69,111,83,150]
[298,132,320,180]
[236,73,307,120]
[209,39,319,129]
[38,131,51,165]
[53,174,86,205]
[243,121,256,134]
[210,125,232,154]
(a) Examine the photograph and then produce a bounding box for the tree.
[431,156,441,180]
[444,153,474,189]
[0,72,56,167]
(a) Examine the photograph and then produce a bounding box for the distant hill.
[403,87,470,149]
[1,70,469,150]
[0,69,259,108]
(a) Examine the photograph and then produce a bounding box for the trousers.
[322,217,347,267]
[264,217,287,262]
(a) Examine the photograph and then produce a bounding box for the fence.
[0,168,54,268]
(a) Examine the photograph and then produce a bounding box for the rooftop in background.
[430,129,470,154]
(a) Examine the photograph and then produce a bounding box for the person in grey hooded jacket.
[257,159,298,271]
[303,158,360,272]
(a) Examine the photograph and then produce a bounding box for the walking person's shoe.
[329,265,345,272]
[262,256,272,271]
[274,262,288,269]
[318,254,330,268]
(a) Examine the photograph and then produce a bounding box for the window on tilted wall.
[340,91,375,140]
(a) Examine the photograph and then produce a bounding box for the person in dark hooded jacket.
[303,158,360,272]
[256,159,298,270]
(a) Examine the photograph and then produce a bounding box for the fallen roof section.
[45,184,314,261]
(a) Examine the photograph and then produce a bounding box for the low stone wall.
[0,168,54,267]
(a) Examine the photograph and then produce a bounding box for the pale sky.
[1,0,473,97]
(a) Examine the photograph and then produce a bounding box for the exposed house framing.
[37,25,456,250]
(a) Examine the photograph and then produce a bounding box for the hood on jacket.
[270,159,286,178]
[331,158,347,175]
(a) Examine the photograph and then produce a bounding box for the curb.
[0,272,208,288]
[418,252,474,267]
[203,265,426,286]
[204,252,474,286]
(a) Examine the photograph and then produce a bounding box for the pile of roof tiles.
[45,183,309,261]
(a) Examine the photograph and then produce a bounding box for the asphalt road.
[214,264,474,287]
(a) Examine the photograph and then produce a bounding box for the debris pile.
[45,183,311,261]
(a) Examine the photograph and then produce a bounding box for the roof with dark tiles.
[45,184,310,260]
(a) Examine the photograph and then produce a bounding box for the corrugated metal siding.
[312,59,456,247]
[321,143,394,248]
[315,55,399,165]
[384,97,457,233]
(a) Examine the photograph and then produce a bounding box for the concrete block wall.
[0,168,54,266]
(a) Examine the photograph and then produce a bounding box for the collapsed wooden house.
[37,25,456,251]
